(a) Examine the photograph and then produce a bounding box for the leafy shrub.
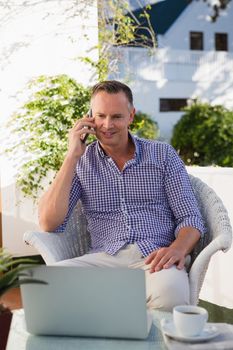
[3,74,91,199]
[171,102,233,166]
[3,75,158,199]
[130,111,159,140]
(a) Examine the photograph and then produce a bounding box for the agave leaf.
[0,269,22,290]
[0,265,40,286]
[0,249,45,301]
[14,278,47,286]
[0,279,47,298]
[0,265,43,295]
[0,258,39,272]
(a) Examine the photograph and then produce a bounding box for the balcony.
[113,47,233,83]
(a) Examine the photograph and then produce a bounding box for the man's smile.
[101,131,116,138]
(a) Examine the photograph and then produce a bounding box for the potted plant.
[0,249,45,349]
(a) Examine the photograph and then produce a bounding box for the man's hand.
[145,227,201,273]
[145,246,186,273]
[67,115,96,159]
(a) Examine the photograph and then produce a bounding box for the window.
[160,99,188,112]
[190,31,203,50]
[215,33,228,51]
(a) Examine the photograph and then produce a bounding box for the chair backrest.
[188,174,232,266]
[64,201,91,257]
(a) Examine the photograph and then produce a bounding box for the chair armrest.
[189,234,231,305]
[24,231,75,264]
[24,229,91,265]
[24,201,91,264]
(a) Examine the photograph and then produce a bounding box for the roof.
[131,0,190,35]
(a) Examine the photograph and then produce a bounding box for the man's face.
[91,91,135,148]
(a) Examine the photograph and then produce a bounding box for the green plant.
[2,74,91,199]
[0,249,46,307]
[130,111,159,139]
[171,101,233,166]
[81,0,156,80]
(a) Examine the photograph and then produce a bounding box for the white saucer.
[161,319,219,343]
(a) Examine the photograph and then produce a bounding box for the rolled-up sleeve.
[54,172,82,233]
[164,145,206,237]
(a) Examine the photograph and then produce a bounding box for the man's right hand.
[67,115,96,159]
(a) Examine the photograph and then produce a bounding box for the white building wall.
[115,46,233,140]
[0,0,98,256]
[112,1,233,141]
[159,1,233,52]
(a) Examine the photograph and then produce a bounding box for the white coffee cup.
[173,305,208,337]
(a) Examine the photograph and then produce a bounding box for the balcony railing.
[112,47,233,82]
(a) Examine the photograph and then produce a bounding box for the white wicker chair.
[24,175,232,305]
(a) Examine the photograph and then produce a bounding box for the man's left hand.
[144,227,201,273]
[145,246,186,273]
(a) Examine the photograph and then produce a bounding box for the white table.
[6,309,170,350]
[7,309,233,350]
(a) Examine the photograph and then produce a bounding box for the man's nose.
[103,116,113,129]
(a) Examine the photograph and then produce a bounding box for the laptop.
[20,266,152,339]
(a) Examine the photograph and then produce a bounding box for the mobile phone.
[81,109,92,144]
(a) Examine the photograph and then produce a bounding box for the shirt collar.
[96,132,141,162]
[130,133,140,162]
[97,141,107,158]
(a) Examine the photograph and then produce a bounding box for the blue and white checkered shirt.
[55,135,206,257]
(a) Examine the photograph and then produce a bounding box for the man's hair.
[91,80,133,106]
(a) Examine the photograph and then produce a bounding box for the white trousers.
[53,244,190,311]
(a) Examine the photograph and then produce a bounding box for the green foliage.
[0,249,46,300]
[83,0,156,80]
[130,111,159,140]
[81,0,230,80]
[3,74,91,199]
[171,102,233,166]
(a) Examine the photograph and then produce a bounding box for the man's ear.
[129,107,136,125]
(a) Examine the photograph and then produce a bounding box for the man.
[39,80,206,311]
